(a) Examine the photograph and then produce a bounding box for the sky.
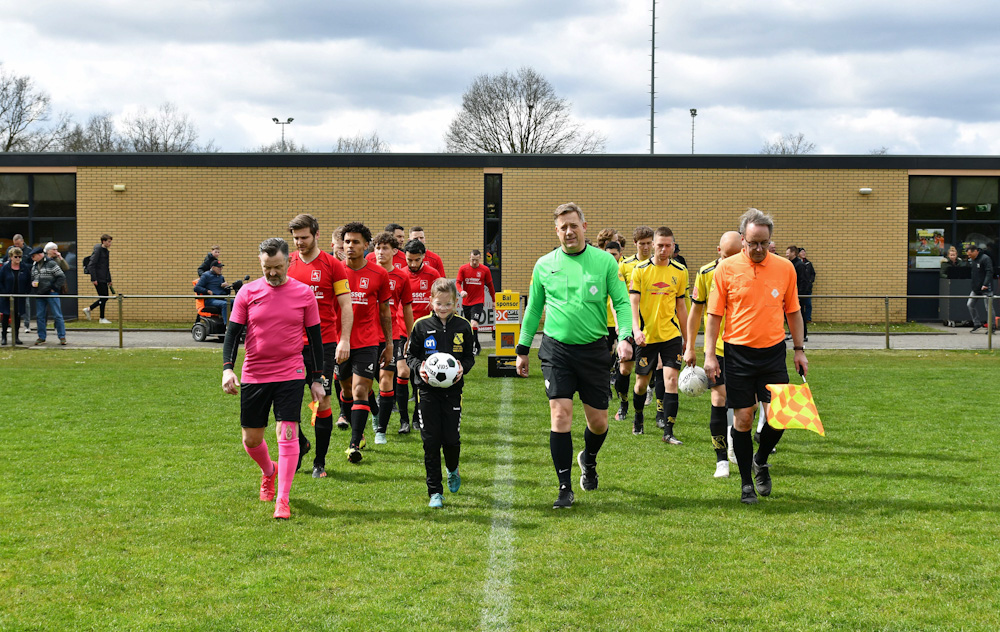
[5,0,1000,155]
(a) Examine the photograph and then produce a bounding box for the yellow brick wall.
[76,167,484,321]
[502,168,908,323]
[75,165,908,323]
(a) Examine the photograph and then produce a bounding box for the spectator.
[966,242,994,333]
[31,244,68,346]
[195,260,232,322]
[3,234,31,331]
[0,246,30,345]
[84,234,113,324]
[940,246,965,278]
[785,246,808,341]
[198,245,221,276]
[797,247,817,323]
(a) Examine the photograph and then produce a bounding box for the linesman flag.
[765,377,825,437]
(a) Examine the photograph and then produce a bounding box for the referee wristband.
[793,346,805,351]
[515,344,530,356]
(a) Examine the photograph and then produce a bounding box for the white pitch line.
[479,378,515,632]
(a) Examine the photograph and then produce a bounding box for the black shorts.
[335,345,379,382]
[378,340,400,374]
[708,353,726,388]
[606,327,618,354]
[538,335,613,410]
[723,341,788,410]
[462,303,486,324]
[302,342,337,396]
[635,337,683,375]
[393,336,407,364]
[240,380,303,428]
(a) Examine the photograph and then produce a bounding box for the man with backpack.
[83,234,113,324]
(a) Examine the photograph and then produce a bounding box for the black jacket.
[89,244,111,283]
[406,312,475,393]
[198,252,218,276]
[970,252,994,294]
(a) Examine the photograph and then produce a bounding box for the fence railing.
[2,293,995,351]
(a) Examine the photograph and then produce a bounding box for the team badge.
[360,277,370,289]
[420,280,429,290]
[390,279,397,290]
[424,336,437,350]
[771,288,779,298]
[639,357,649,368]
[589,285,598,295]
[311,270,321,282]
[453,333,464,346]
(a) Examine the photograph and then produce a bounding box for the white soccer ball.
[425,352,461,388]
[678,365,710,397]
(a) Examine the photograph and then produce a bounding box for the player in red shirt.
[403,238,443,428]
[372,231,415,441]
[222,237,324,520]
[409,226,444,276]
[338,222,393,463]
[404,239,444,321]
[286,213,353,479]
[456,248,495,355]
[366,223,407,271]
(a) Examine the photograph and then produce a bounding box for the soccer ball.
[425,352,460,388]
[678,365,710,397]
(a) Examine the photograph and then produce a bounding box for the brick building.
[1,153,997,324]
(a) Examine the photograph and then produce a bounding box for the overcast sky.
[5,0,1000,155]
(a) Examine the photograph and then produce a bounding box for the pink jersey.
[230,277,320,383]
[457,263,495,306]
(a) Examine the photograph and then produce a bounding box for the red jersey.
[365,249,407,270]
[407,263,444,321]
[386,266,413,339]
[345,261,391,348]
[287,250,350,344]
[424,250,444,275]
[457,263,495,306]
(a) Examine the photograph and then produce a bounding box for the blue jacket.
[195,270,230,296]
[0,261,32,315]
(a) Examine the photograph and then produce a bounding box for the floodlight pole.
[690,109,697,154]
[650,0,656,154]
[272,117,294,152]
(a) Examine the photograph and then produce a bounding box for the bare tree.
[251,139,311,153]
[334,131,389,153]
[868,146,890,155]
[121,102,212,152]
[760,132,816,155]
[445,66,605,154]
[0,65,71,152]
[62,112,128,152]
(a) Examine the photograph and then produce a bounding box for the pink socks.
[276,422,300,503]
[244,439,274,476]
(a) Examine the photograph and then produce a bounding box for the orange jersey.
[707,250,799,348]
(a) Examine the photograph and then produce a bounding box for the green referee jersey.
[518,244,632,349]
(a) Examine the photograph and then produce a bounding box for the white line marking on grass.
[480,378,515,632]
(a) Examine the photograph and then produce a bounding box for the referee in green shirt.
[516,203,633,509]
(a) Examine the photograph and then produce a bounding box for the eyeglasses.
[11,255,21,259]
[745,241,770,250]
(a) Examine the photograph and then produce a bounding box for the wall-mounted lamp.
[858,187,872,195]
[113,184,126,192]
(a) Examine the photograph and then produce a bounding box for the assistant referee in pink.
[222,238,326,520]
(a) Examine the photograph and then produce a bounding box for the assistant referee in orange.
[703,208,807,504]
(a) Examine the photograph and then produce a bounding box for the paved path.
[8,323,996,351]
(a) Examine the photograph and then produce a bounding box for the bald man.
[684,231,742,478]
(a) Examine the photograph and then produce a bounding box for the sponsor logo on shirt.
[424,336,437,351]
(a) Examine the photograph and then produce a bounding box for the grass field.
[2,348,998,631]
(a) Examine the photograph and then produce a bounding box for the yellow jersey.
[629,259,688,343]
[618,254,642,284]
[692,259,725,357]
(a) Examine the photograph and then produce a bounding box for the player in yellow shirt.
[629,226,688,442]
[614,226,654,422]
[684,231,742,478]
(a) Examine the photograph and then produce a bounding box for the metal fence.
[1,292,996,351]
